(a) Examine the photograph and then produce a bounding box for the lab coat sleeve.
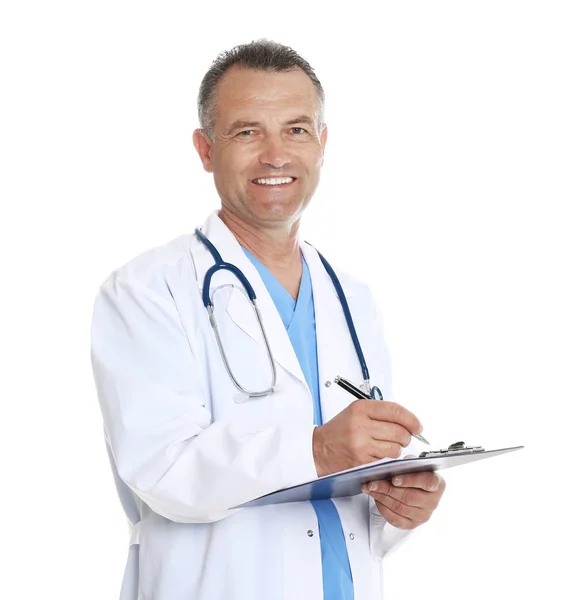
[90,274,319,524]
[366,290,418,559]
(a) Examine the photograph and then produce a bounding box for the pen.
[334,376,430,445]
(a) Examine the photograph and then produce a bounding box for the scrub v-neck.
[240,247,320,423]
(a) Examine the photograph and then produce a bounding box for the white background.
[1,1,566,598]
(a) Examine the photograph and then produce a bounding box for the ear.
[320,124,328,165]
[193,129,214,173]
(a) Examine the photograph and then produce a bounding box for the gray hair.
[197,39,325,139]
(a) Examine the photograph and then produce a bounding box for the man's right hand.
[312,400,423,477]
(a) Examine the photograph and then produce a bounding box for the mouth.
[250,176,297,187]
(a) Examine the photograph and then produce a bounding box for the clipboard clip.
[419,441,485,458]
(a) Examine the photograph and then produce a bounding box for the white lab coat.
[91,210,418,600]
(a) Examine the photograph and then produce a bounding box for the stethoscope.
[195,228,384,401]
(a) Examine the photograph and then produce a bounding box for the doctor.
[91,39,445,600]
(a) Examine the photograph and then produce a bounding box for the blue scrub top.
[242,247,354,600]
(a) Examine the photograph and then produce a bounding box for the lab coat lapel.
[191,211,307,388]
[301,242,362,423]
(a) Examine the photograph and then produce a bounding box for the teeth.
[253,177,294,185]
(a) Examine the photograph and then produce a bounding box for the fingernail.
[393,477,402,486]
[361,484,368,493]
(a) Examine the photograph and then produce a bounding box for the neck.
[218,207,303,300]
[218,208,302,271]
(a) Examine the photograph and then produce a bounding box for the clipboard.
[235,444,524,509]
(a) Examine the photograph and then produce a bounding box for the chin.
[252,192,310,219]
[253,200,305,222]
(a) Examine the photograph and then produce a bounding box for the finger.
[371,491,430,523]
[374,499,425,530]
[364,480,438,509]
[366,401,423,436]
[366,439,405,461]
[392,471,444,492]
[375,500,414,529]
[368,421,412,447]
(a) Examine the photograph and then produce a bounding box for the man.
[91,39,445,600]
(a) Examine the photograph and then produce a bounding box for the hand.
[312,399,423,477]
[362,470,446,530]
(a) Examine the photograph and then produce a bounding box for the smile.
[251,177,296,186]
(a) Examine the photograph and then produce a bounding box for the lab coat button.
[307,529,314,537]
[349,533,355,540]
[324,381,331,387]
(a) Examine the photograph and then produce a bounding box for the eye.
[290,127,307,135]
[237,130,254,137]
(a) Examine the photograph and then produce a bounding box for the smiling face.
[193,66,327,230]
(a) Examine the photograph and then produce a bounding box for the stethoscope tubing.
[195,227,382,400]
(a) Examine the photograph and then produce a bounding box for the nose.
[258,134,292,170]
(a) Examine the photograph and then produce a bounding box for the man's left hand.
[362,471,446,530]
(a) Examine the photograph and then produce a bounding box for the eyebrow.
[225,116,316,136]
[285,116,316,127]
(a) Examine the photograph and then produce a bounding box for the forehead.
[215,67,320,123]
